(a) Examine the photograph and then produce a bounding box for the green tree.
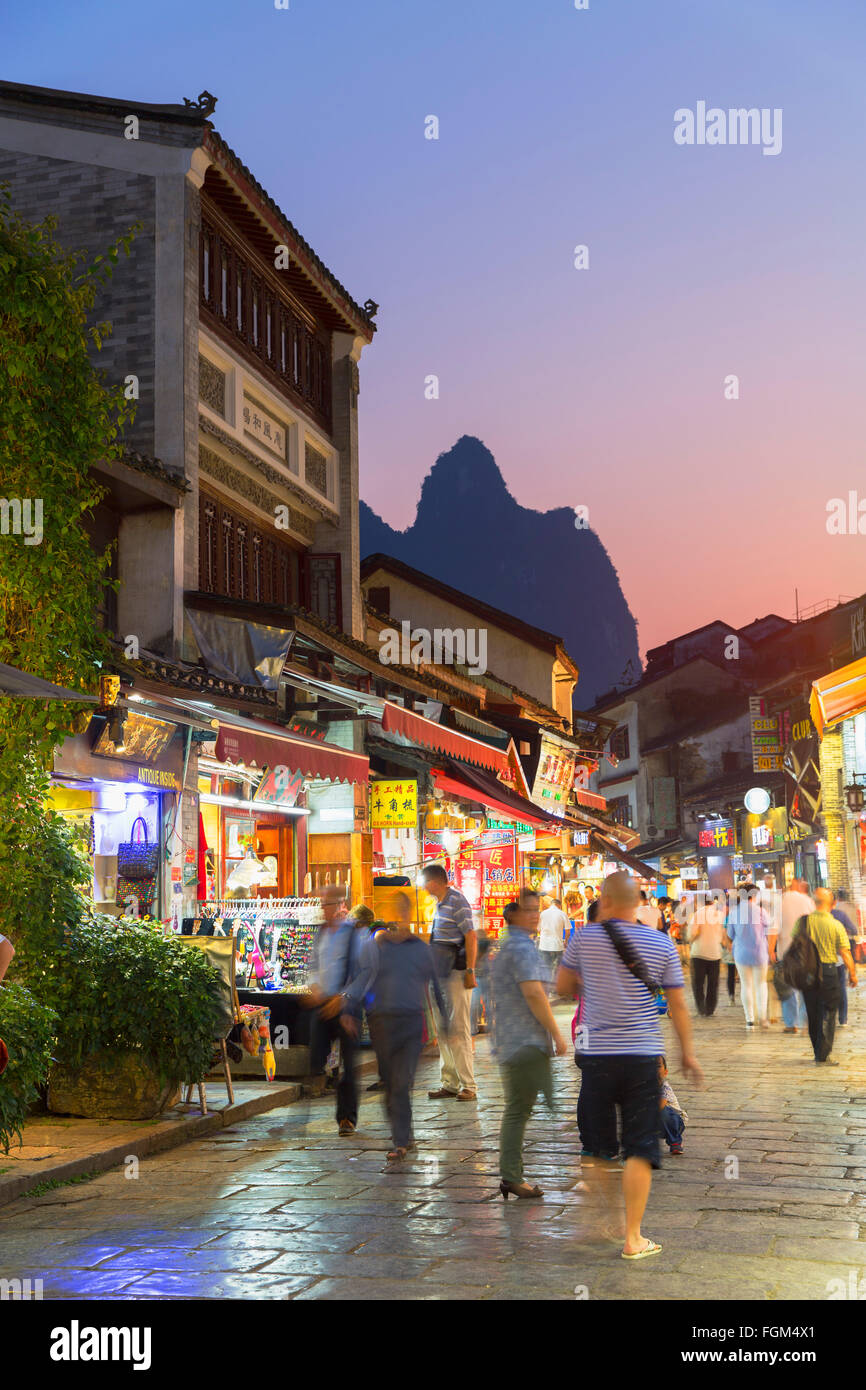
[0,187,132,951]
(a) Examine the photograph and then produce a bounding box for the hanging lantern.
[844,777,866,814]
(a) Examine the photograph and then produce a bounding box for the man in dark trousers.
[306,884,365,1135]
[343,893,447,1159]
[557,872,703,1260]
[793,888,858,1064]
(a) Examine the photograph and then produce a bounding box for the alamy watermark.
[378,620,488,677]
[0,498,43,545]
[674,103,782,157]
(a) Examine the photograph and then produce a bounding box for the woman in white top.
[688,896,729,1017]
[0,934,14,984]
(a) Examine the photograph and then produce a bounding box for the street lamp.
[843,774,866,814]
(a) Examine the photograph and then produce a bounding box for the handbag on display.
[117,817,159,881]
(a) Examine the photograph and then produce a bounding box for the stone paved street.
[2,985,865,1301]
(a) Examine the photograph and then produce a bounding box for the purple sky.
[6,0,866,653]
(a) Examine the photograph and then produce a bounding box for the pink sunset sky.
[8,0,865,655]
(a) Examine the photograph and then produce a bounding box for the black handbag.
[117,816,159,881]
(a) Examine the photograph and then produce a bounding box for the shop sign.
[486,818,532,835]
[253,766,305,807]
[242,396,287,459]
[782,704,821,832]
[572,829,590,848]
[530,733,576,817]
[749,697,782,772]
[453,837,518,937]
[54,721,184,792]
[851,604,866,659]
[697,819,736,853]
[371,779,418,829]
[741,807,788,856]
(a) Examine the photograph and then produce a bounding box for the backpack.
[781,916,820,992]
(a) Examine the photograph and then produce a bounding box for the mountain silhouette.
[360,435,640,705]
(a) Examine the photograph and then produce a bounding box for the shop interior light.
[199,792,309,816]
[226,849,278,890]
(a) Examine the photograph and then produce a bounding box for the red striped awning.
[215,720,368,784]
[380,702,509,775]
[432,768,562,832]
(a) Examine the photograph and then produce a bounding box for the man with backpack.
[788,888,858,1065]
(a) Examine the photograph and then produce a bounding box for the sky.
[5,0,866,654]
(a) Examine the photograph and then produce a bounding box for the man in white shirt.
[538,897,569,992]
[778,879,814,1033]
[636,891,663,930]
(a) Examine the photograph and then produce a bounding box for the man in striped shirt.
[556,872,703,1260]
[422,863,478,1100]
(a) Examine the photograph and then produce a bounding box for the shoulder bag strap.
[600,920,659,996]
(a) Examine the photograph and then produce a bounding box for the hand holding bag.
[117,816,159,881]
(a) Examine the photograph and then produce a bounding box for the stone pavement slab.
[0,984,864,1299]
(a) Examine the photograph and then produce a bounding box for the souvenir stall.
[183,896,323,1078]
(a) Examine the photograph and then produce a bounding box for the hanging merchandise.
[117,817,160,880]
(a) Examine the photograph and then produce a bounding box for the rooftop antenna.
[795,588,799,623]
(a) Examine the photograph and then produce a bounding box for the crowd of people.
[302,869,859,1261]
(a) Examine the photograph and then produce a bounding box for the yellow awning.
[810,656,866,739]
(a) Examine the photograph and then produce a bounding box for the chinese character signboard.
[697,819,737,854]
[531,733,576,817]
[242,396,287,459]
[749,697,782,772]
[851,605,866,659]
[370,779,418,829]
[454,836,518,938]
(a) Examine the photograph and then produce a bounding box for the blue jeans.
[781,990,807,1029]
[838,965,848,1025]
[660,1105,684,1148]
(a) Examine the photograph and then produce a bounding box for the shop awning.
[0,662,97,701]
[810,657,866,739]
[380,702,510,775]
[211,711,368,784]
[432,764,562,833]
[574,786,607,811]
[590,832,672,880]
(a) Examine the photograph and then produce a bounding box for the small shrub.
[0,982,57,1153]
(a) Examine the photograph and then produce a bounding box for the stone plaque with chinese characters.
[242,396,287,460]
[371,780,418,829]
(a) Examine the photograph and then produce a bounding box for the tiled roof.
[205,128,376,339]
[121,451,189,492]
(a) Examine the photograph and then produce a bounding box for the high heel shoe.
[499,1179,544,1200]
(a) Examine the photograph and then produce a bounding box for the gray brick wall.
[0,150,157,455]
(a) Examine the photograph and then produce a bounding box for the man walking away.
[492,893,568,1198]
[778,879,813,1033]
[556,872,703,1260]
[794,888,858,1065]
[831,889,859,1027]
[538,896,569,995]
[344,893,447,1159]
[306,884,364,1135]
[422,863,478,1101]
